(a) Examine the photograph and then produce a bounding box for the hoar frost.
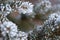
[44,12,60,38]
[34,0,51,14]
[0,17,28,40]
[17,1,34,15]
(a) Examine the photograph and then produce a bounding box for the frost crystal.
[17,2,34,15]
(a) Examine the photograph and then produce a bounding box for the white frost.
[18,1,34,15]
[34,0,51,14]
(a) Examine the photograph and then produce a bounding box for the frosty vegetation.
[0,0,60,40]
[34,0,52,14]
[28,12,60,40]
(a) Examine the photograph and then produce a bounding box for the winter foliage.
[0,0,60,40]
[34,0,52,14]
[17,2,34,14]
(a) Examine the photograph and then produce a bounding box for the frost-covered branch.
[28,12,60,40]
[43,12,60,40]
[34,0,52,14]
